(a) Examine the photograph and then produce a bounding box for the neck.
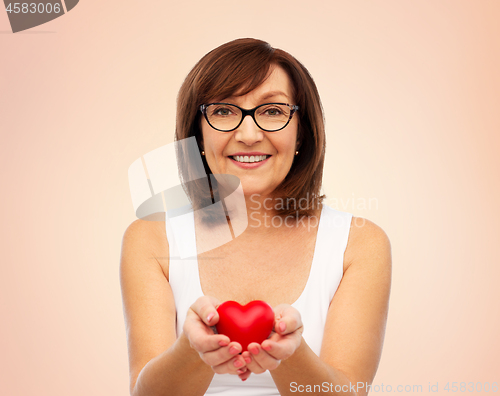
[244,194,281,233]
[218,186,323,236]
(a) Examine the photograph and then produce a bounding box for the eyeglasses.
[200,102,299,132]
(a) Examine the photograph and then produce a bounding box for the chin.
[237,177,279,198]
[241,186,275,198]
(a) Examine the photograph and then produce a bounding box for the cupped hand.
[240,304,303,375]
[183,296,250,377]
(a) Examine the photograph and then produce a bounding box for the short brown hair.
[175,38,325,218]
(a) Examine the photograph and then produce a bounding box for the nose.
[233,114,264,145]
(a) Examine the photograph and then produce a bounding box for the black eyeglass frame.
[199,102,300,132]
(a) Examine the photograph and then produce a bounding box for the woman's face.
[200,65,300,198]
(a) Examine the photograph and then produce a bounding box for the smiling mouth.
[229,155,271,163]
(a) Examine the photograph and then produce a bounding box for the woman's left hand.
[239,304,303,376]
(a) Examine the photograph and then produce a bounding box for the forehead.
[225,65,294,102]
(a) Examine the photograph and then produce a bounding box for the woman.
[120,38,391,396]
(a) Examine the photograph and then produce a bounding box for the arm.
[243,217,392,396]
[132,333,214,396]
[120,219,248,396]
[120,218,213,396]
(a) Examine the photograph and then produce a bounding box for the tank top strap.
[309,205,353,302]
[165,207,203,337]
[289,205,352,355]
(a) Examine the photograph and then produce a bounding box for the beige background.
[1,1,499,394]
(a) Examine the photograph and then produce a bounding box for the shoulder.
[122,215,167,245]
[121,215,170,279]
[343,216,392,272]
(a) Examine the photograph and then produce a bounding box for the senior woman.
[120,38,391,396]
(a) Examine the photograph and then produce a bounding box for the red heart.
[215,300,275,352]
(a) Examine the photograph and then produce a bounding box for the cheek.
[281,125,298,153]
[278,137,297,156]
[201,127,217,151]
[202,130,231,160]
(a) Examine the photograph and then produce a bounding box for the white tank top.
[166,204,353,396]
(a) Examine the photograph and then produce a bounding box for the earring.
[201,150,205,156]
[295,150,299,156]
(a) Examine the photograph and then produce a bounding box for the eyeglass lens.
[205,104,292,132]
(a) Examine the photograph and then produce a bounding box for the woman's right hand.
[183,296,251,379]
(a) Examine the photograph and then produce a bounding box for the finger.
[189,331,231,354]
[190,296,222,326]
[273,304,303,336]
[248,343,281,371]
[260,338,295,361]
[241,348,267,374]
[238,369,252,381]
[202,341,243,366]
[211,353,248,375]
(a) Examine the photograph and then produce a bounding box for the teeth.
[233,155,268,163]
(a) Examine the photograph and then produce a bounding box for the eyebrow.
[223,90,290,102]
[258,91,290,101]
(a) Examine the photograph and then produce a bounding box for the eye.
[265,108,282,116]
[259,105,287,117]
[211,106,235,117]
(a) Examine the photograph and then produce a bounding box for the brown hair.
[175,38,326,218]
